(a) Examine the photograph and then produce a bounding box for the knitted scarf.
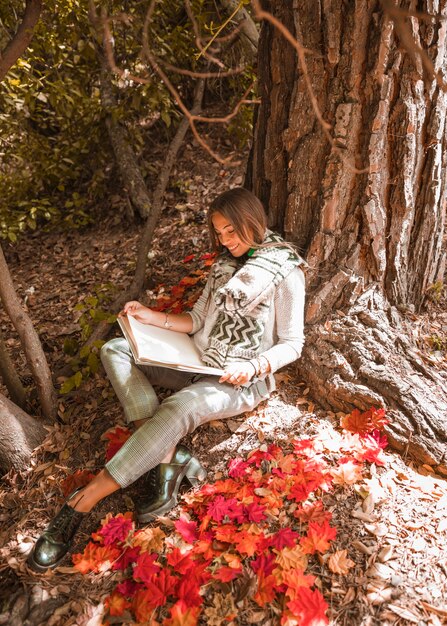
[202,231,304,369]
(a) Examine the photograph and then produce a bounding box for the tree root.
[299,289,447,475]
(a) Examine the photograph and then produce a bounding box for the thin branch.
[381,0,447,93]
[80,80,207,350]
[158,58,247,78]
[251,0,368,175]
[184,0,225,67]
[0,0,42,81]
[196,0,244,60]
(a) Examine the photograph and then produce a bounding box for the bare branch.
[0,0,42,82]
[381,0,447,93]
[184,0,225,67]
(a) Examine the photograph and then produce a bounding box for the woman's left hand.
[219,362,256,386]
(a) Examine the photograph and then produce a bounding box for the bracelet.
[248,360,257,377]
[164,313,173,329]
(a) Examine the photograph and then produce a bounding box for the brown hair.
[207,187,267,253]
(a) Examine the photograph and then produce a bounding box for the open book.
[118,315,224,376]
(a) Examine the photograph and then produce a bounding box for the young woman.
[28,187,306,571]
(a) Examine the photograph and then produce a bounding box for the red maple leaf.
[182,254,195,263]
[369,428,388,449]
[207,495,240,522]
[166,548,196,575]
[286,587,329,626]
[132,552,161,585]
[105,591,130,617]
[95,513,134,546]
[300,520,337,555]
[228,457,250,478]
[175,516,199,543]
[143,568,179,608]
[267,527,300,550]
[103,425,131,461]
[213,565,242,582]
[244,501,267,523]
[176,576,203,607]
[112,545,141,571]
[60,469,95,498]
[116,579,141,597]
[250,552,276,576]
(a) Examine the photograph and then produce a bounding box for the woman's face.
[211,212,252,257]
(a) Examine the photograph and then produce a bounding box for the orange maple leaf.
[162,600,200,626]
[105,591,130,617]
[328,549,355,575]
[340,407,388,435]
[254,573,277,607]
[330,459,363,485]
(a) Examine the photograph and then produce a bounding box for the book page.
[123,315,223,376]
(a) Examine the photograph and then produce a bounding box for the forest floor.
[0,137,447,626]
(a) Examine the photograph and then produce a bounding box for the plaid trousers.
[100,338,270,488]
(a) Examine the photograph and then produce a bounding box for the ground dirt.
[0,139,446,626]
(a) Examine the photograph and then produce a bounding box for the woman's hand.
[219,362,256,386]
[120,301,155,325]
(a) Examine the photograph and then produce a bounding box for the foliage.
[71,407,388,625]
[0,0,256,240]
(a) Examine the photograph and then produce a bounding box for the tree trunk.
[249,0,447,473]
[0,393,48,473]
[0,245,57,420]
[99,64,152,220]
[0,326,27,408]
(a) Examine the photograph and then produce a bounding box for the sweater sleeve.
[187,268,214,334]
[261,267,305,373]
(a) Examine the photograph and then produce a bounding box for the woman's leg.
[105,375,270,488]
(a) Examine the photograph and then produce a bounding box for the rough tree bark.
[249,0,447,473]
[0,326,27,408]
[0,393,48,473]
[0,246,57,420]
[99,63,152,220]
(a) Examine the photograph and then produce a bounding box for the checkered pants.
[100,338,270,488]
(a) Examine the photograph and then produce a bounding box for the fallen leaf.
[328,550,355,575]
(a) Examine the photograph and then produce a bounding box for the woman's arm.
[259,267,305,373]
[121,301,193,333]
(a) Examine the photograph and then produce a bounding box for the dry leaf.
[364,522,388,537]
[388,603,421,623]
[420,601,447,618]
[367,587,394,605]
[366,562,394,581]
[133,526,166,552]
[328,549,355,574]
[377,545,393,562]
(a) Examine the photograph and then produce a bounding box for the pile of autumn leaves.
[69,408,388,625]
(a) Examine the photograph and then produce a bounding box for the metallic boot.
[27,488,88,572]
[136,445,207,522]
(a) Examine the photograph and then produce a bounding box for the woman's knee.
[100,337,131,365]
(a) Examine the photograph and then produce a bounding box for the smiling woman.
[27,187,307,572]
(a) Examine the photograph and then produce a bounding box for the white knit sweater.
[188,263,305,391]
